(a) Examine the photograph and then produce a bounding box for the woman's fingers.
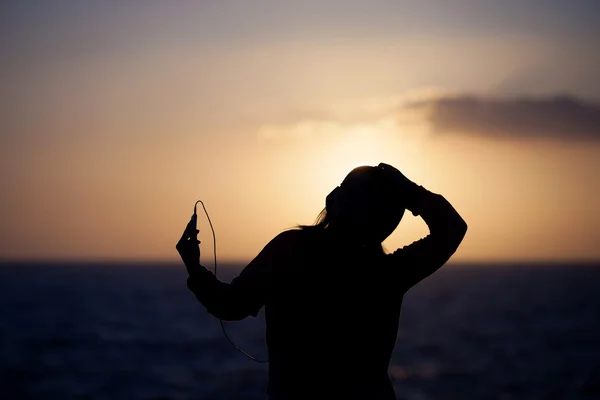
[179,218,196,241]
[179,221,190,241]
[177,223,200,252]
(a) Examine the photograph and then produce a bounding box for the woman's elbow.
[458,217,468,237]
[453,217,468,248]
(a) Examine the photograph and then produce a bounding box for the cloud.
[256,92,600,142]
[407,94,600,141]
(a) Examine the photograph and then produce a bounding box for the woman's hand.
[377,163,414,189]
[378,163,421,215]
[176,218,201,275]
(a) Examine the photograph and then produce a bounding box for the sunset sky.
[1,1,599,263]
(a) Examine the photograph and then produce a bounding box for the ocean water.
[0,262,599,400]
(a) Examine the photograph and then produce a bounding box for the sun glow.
[294,124,419,215]
[336,129,383,166]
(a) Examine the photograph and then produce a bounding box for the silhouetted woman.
[177,163,467,400]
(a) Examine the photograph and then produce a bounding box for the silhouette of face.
[333,166,405,244]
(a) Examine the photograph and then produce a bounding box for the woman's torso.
[263,229,405,399]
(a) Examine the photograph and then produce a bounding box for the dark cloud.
[408,95,600,140]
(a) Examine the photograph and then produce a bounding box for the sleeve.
[186,230,294,320]
[387,187,467,292]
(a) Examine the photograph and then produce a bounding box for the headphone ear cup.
[326,186,341,219]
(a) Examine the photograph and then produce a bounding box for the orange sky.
[1,1,599,263]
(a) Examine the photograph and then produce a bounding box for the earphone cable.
[195,200,269,363]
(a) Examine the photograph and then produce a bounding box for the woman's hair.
[296,208,330,231]
[296,208,387,254]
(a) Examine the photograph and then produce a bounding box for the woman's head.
[325,164,406,244]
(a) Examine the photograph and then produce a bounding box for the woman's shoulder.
[255,229,313,261]
[269,227,326,248]
[273,227,310,243]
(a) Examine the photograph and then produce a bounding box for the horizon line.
[1,258,599,267]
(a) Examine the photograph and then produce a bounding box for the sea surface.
[1,262,599,400]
